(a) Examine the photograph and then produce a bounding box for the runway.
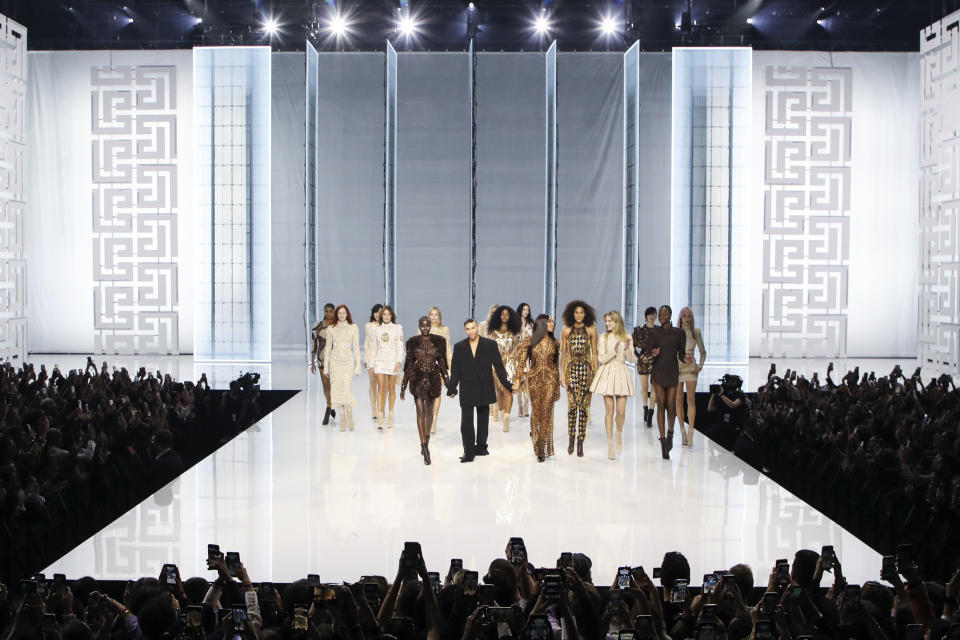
[39,354,899,585]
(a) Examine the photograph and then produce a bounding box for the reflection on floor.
[37,354,906,584]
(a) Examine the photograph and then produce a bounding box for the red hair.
[333,304,353,325]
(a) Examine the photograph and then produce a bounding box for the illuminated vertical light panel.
[544,40,557,318]
[671,47,750,363]
[305,41,318,344]
[194,46,271,361]
[384,40,397,308]
[622,41,640,330]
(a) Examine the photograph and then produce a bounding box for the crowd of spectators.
[1,541,956,640]
[0,360,267,583]
[700,363,960,579]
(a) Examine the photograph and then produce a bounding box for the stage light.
[746,17,754,24]
[599,15,619,35]
[262,17,280,35]
[327,13,350,37]
[816,18,825,26]
[533,13,551,35]
[397,14,419,38]
[195,17,203,25]
[468,2,475,10]
[128,17,134,23]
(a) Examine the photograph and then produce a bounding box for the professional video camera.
[709,373,742,395]
[237,371,261,395]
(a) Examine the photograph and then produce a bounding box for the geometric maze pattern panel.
[0,15,26,361]
[91,65,179,354]
[760,65,852,358]
[919,11,960,375]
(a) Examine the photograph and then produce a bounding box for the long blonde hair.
[429,306,445,328]
[603,310,628,344]
[678,306,696,330]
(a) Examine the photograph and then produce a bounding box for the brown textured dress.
[519,335,560,459]
[648,324,686,388]
[400,334,449,400]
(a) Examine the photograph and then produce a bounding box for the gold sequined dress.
[520,336,560,459]
[564,325,595,440]
[491,329,522,393]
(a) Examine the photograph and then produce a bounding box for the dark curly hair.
[487,305,521,335]
[561,300,596,328]
[528,314,558,365]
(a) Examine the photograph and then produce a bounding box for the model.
[369,305,405,429]
[428,306,453,433]
[486,305,523,433]
[515,302,534,418]
[560,300,598,457]
[364,304,383,421]
[310,302,337,425]
[322,305,362,431]
[632,306,658,428]
[648,304,686,460]
[676,306,706,447]
[590,310,636,460]
[517,314,560,462]
[400,316,450,465]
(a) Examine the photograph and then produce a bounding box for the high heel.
[388,410,394,428]
[567,435,575,455]
[422,440,431,465]
[322,407,332,426]
[607,439,615,460]
[659,437,670,460]
[377,410,384,431]
[576,439,584,457]
[667,429,674,452]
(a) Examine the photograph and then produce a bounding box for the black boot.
[576,439,584,457]
[422,440,431,465]
[322,407,332,425]
[646,407,654,427]
[667,430,674,452]
[659,437,670,460]
[568,434,575,455]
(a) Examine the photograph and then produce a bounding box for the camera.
[702,574,718,595]
[463,570,479,596]
[670,579,687,603]
[237,372,261,395]
[163,564,179,586]
[617,566,631,589]
[543,572,564,599]
[509,537,525,565]
[225,552,241,577]
[821,546,835,572]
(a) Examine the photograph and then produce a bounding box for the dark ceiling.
[3,0,956,52]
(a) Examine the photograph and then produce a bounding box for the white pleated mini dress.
[589,333,636,397]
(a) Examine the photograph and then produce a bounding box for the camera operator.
[705,375,746,450]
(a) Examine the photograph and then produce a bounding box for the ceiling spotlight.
[599,15,619,35]
[533,14,551,35]
[468,2,475,10]
[195,17,203,24]
[397,14,419,37]
[327,13,350,37]
[816,18,825,26]
[746,17,754,24]
[262,17,280,35]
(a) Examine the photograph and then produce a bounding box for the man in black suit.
[447,318,513,462]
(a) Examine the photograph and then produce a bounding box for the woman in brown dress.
[648,304,686,460]
[632,306,658,428]
[400,316,450,465]
[517,314,560,462]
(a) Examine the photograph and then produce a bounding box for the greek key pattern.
[0,16,27,361]
[760,65,852,357]
[919,12,960,375]
[91,65,179,354]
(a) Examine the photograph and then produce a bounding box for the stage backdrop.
[26,48,919,360]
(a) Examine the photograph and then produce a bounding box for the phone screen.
[671,580,687,603]
[463,570,479,596]
[450,559,463,575]
[617,567,631,589]
[703,574,718,594]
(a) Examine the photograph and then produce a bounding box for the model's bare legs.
[603,396,616,459]
[496,388,513,432]
[376,373,390,428]
[431,394,441,433]
[678,380,697,445]
[615,396,626,450]
[639,373,652,426]
[367,368,379,420]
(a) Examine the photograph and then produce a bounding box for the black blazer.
[447,336,513,407]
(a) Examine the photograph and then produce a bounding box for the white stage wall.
[750,51,918,359]
[25,48,920,359]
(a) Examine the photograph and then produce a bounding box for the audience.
[1,542,956,640]
[700,363,960,579]
[0,361,264,584]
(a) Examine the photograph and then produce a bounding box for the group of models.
[310,300,705,465]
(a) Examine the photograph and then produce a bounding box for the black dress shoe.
[460,456,475,463]
[475,448,489,456]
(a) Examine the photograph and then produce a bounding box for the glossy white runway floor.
[41,354,906,585]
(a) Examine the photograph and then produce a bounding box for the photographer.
[705,375,746,450]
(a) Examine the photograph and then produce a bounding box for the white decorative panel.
[760,65,852,357]
[0,16,26,361]
[91,65,179,354]
[919,12,960,375]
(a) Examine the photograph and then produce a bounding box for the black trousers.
[460,404,490,457]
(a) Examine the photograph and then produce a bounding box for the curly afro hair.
[562,300,597,328]
[487,305,521,335]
